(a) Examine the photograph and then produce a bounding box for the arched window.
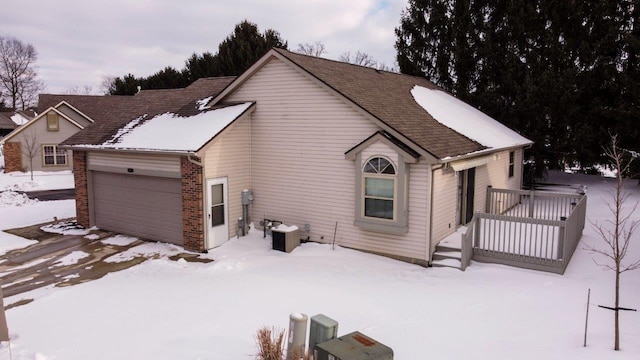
[363,157,396,220]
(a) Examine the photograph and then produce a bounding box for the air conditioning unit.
[314,331,393,360]
[308,314,339,355]
[272,225,300,253]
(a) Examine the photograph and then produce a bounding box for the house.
[64,49,532,266]
[0,99,105,172]
[0,113,18,138]
[0,109,36,138]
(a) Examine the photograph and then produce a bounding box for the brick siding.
[3,142,22,172]
[181,156,204,251]
[73,151,90,228]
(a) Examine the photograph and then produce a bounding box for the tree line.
[105,21,287,95]
[396,0,640,179]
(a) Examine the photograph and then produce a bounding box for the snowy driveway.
[0,225,211,305]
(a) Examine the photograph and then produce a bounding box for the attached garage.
[87,152,184,245]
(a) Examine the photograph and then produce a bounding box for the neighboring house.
[64,49,532,266]
[0,113,18,138]
[0,99,96,172]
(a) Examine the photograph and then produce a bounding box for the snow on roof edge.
[411,86,532,156]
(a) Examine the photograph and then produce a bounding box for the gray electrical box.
[314,332,393,360]
[308,314,339,354]
[241,189,253,205]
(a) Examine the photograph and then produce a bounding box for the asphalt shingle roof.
[53,77,236,146]
[273,49,487,159]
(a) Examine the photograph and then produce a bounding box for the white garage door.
[92,171,183,245]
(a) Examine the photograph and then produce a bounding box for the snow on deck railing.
[461,189,587,274]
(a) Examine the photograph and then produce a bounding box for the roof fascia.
[54,100,95,123]
[345,131,435,164]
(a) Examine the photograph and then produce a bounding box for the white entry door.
[207,177,229,248]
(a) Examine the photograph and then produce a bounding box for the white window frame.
[362,157,397,221]
[42,144,68,166]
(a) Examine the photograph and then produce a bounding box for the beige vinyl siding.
[88,152,181,178]
[226,57,430,261]
[431,167,458,251]
[202,114,251,240]
[474,149,524,213]
[56,103,93,127]
[360,141,399,167]
[11,115,79,171]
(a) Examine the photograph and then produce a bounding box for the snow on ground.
[0,171,639,360]
[51,251,90,267]
[0,170,74,192]
[0,170,76,254]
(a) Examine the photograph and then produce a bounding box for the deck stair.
[431,243,463,270]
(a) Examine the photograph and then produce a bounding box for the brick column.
[73,151,90,228]
[3,142,23,172]
[181,156,204,251]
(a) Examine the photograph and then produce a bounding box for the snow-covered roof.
[84,102,254,153]
[411,86,532,155]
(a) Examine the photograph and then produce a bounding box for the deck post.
[557,217,566,259]
[528,190,535,218]
[486,186,493,213]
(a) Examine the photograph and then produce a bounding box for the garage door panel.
[92,172,183,245]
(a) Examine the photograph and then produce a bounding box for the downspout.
[428,164,444,266]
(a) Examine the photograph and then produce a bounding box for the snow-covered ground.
[0,171,639,359]
[0,170,75,192]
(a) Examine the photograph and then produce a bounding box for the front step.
[431,244,463,270]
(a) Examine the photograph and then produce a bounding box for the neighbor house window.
[363,157,396,220]
[47,112,59,131]
[508,151,515,178]
[43,145,67,166]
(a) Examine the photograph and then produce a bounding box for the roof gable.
[0,107,83,143]
[212,49,532,160]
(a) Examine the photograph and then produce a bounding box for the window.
[43,145,67,166]
[508,151,515,178]
[47,112,59,131]
[354,155,408,235]
[363,157,396,220]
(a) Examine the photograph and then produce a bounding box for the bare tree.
[295,41,326,57]
[585,133,640,351]
[100,75,116,95]
[339,51,377,67]
[21,130,39,180]
[0,36,44,110]
[65,85,93,95]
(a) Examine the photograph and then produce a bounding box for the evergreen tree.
[216,20,287,76]
[143,66,188,90]
[395,0,639,179]
[107,20,287,95]
[109,74,142,95]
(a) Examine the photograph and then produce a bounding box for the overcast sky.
[2,0,408,95]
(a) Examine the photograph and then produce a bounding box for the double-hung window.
[43,145,67,166]
[363,157,396,220]
[354,155,408,235]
